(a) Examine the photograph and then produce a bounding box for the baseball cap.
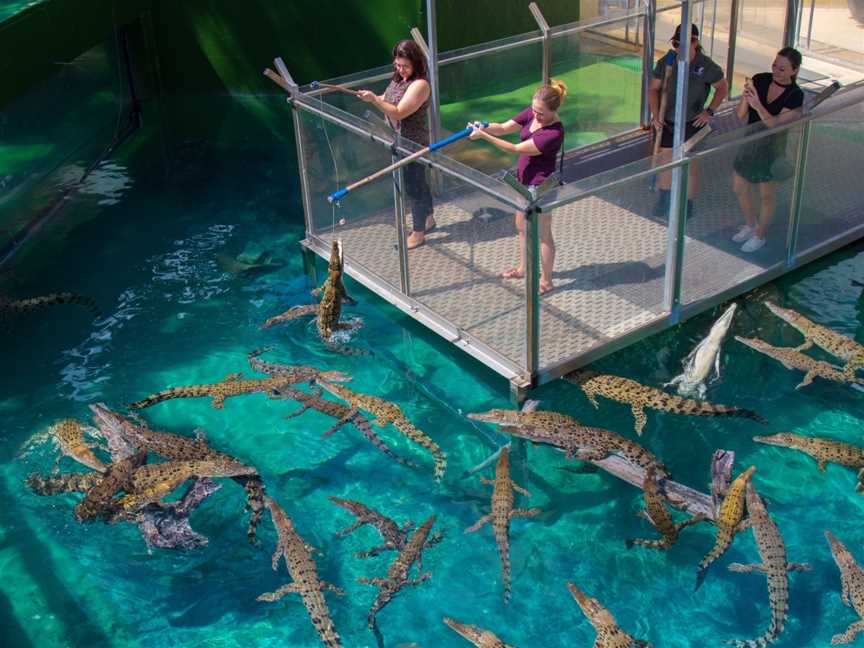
[671,23,699,41]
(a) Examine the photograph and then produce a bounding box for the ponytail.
[534,79,568,111]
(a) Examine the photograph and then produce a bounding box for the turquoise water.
[2,132,863,648]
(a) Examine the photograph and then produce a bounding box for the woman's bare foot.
[500,268,524,279]
[539,280,554,295]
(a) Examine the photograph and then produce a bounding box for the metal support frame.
[425,0,442,144]
[392,156,411,294]
[725,0,740,90]
[524,204,541,382]
[785,121,811,266]
[783,0,802,49]
[641,0,657,127]
[529,2,552,85]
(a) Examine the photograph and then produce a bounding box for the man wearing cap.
[649,23,728,219]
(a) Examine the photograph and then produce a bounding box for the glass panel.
[538,168,669,370]
[796,98,864,253]
[408,169,528,370]
[681,120,804,305]
[0,0,44,22]
[296,109,402,291]
[300,64,393,122]
[800,0,864,69]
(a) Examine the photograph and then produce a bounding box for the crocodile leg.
[284,401,314,420]
[510,508,541,519]
[465,514,492,533]
[795,370,816,390]
[793,339,814,352]
[833,620,864,645]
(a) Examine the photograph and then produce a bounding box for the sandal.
[500,268,524,279]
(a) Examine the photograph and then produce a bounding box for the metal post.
[425,0,441,144]
[641,0,657,127]
[725,0,740,91]
[785,122,811,266]
[709,0,718,58]
[806,0,816,48]
[529,2,551,85]
[524,206,541,381]
[783,0,802,48]
[672,1,692,152]
[393,155,411,294]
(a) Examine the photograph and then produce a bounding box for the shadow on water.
[0,481,115,648]
[0,589,33,648]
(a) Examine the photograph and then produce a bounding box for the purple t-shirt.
[512,107,564,186]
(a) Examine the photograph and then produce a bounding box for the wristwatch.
[705,107,715,116]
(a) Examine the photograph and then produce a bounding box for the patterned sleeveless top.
[383,78,430,146]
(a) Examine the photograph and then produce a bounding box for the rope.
[318,92,342,234]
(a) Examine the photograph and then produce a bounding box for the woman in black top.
[731,47,804,253]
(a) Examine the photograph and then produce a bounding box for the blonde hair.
[534,79,568,111]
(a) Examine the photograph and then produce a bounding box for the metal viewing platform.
[272,0,864,396]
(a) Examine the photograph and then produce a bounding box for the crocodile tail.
[394,420,446,482]
[261,304,317,329]
[5,292,101,319]
[626,536,671,551]
[495,526,512,604]
[724,623,781,648]
[695,533,733,590]
[129,387,200,409]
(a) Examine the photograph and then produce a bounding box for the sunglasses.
[671,37,697,47]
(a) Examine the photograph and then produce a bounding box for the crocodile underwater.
[0,292,101,320]
[443,616,515,648]
[735,336,864,389]
[316,380,446,481]
[74,450,147,523]
[129,373,298,410]
[246,347,351,383]
[257,497,344,648]
[567,581,650,647]
[724,481,810,648]
[565,370,767,436]
[464,446,540,603]
[764,300,864,375]
[695,465,757,590]
[754,432,864,491]
[626,464,705,551]
[825,530,864,645]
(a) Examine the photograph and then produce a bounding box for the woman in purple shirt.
[469,81,567,294]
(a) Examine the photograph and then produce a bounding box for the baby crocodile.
[129,373,294,410]
[247,347,351,383]
[567,581,650,648]
[725,481,810,648]
[330,496,419,558]
[257,497,344,648]
[74,450,147,522]
[626,464,705,551]
[274,385,417,468]
[48,419,106,472]
[465,446,540,604]
[735,336,864,389]
[443,617,515,648]
[826,530,864,645]
[359,514,437,631]
[564,370,767,436]
[765,301,864,375]
[754,432,864,491]
[262,239,359,340]
[316,380,446,482]
[467,407,669,478]
[695,465,757,590]
[0,292,101,319]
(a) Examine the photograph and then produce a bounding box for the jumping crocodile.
[764,300,864,375]
[465,446,540,603]
[247,347,351,383]
[90,403,266,542]
[262,239,359,341]
[695,465,757,590]
[735,336,864,390]
[0,292,101,320]
[316,380,446,482]
[359,514,437,631]
[564,370,767,436]
[443,617,515,648]
[626,464,705,551]
[274,385,417,468]
[754,432,864,491]
[567,581,651,648]
[826,530,864,645]
[666,303,737,399]
[129,373,296,410]
[724,481,810,648]
[257,497,344,648]
[74,450,147,522]
[467,406,669,478]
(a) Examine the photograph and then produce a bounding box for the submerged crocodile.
[626,464,705,551]
[90,403,266,542]
[765,300,864,375]
[754,432,864,491]
[74,450,147,522]
[247,347,351,383]
[666,303,737,398]
[567,581,650,648]
[262,239,359,341]
[825,530,864,645]
[443,617,515,648]
[257,497,344,648]
[316,381,446,482]
[274,385,417,468]
[129,373,296,410]
[695,465,757,590]
[564,370,767,436]
[0,292,101,320]
[735,336,864,390]
[27,471,103,495]
[725,481,810,648]
[359,513,437,631]
[465,446,540,603]
[467,406,669,478]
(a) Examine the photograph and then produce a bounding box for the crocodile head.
[328,239,343,273]
[753,432,805,449]
[467,409,521,425]
[567,581,615,628]
[764,300,798,323]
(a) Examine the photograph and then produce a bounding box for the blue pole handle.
[428,121,488,151]
[329,187,349,202]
